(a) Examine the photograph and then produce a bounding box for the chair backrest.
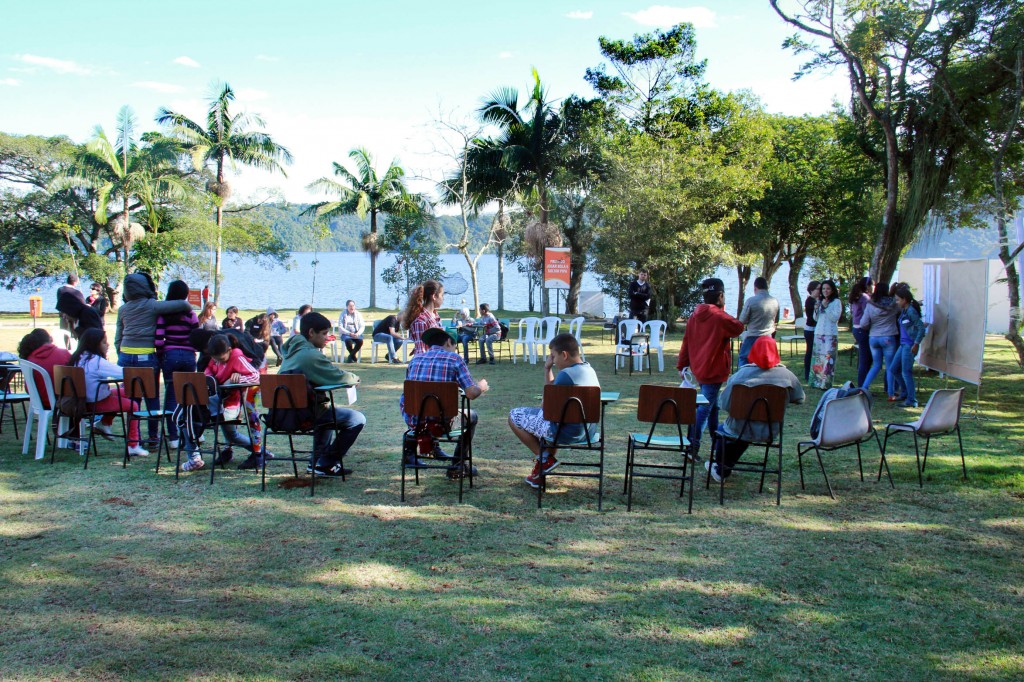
[53,365,86,401]
[260,373,310,411]
[626,333,650,349]
[568,316,585,342]
[644,320,667,348]
[636,385,696,425]
[618,319,642,342]
[817,393,872,447]
[403,380,459,421]
[542,384,601,424]
[791,317,805,330]
[518,317,540,341]
[174,372,209,407]
[917,388,965,436]
[19,359,55,412]
[727,383,788,423]
[123,366,160,401]
[540,316,561,342]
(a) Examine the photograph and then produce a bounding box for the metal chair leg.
[856,442,864,481]
[957,426,967,480]
[922,436,930,472]
[913,432,923,488]
[874,430,893,488]
[797,444,806,490]
[814,446,835,500]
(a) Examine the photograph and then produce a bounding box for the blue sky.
[0,1,847,204]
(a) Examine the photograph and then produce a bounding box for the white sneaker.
[705,460,722,483]
[128,445,150,457]
[181,454,204,471]
[168,439,180,449]
[93,422,115,440]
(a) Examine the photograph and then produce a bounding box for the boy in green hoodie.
[279,312,366,477]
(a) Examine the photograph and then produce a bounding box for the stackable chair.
[512,317,541,364]
[19,360,63,460]
[568,317,586,360]
[708,384,788,505]
[643,320,668,372]
[780,319,805,356]
[535,384,606,510]
[0,363,29,439]
[797,392,892,499]
[401,380,473,503]
[166,372,209,481]
[122,367,172,468]
[260,373,325,496]
[535,316,561,358]
[614,319,650,375]
[882,388,966,487]
[623,385,697,512]
[51,365,128,469]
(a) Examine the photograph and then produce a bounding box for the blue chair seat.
[628,432,689,448]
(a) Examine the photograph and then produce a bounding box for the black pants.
[269,335,283,363]
[715,439,750,478]
[344,337,363,360]
[803,329,815,382]
[629,311,648,323]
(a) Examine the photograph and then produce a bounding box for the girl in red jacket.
[202,334,267,471]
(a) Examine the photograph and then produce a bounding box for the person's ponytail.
[401,285,425,329]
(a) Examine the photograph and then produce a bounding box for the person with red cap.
[708,335,804,482]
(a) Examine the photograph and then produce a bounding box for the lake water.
[5,252,809,319]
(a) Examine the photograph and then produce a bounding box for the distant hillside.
[242,202,496,252]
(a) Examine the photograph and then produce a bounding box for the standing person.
[627,269,652,322]
[810,280,842,390]
[267,309,287,366]
[57,292,104,339]
[475,303,501,365]
[509,333,599,488]
[18,329,71,409]
[849,276,875,387]
[279,312,366,477]
[338,300,365,363]
[859,280,900,395]
[57,274,85,333]
[71,329,148,457]
[197,302,219,331]
[401,327,489,478]
[802,281,820,382]
[888,284,928,408]
[114,272,192,446]
[372,313,405,364]
[154,280,198,450]
[222,306,243,332]
[453,307,476,363]
[401,279,444,356]
[675,278,745,460]
[737,276,780,367]
[292,304,313,335]
[201,284,210,306]
[707,336,805,482]
[86,282,109,317]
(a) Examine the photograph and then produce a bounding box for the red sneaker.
[525,459,544,488]
[541,455,559,474]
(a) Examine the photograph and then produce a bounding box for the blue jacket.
[899,305,927,345]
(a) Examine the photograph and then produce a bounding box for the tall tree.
[771,0,1024,282]
[157,83,292,303]
[306,147,412,308]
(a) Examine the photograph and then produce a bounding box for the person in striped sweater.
[155,280,199,450]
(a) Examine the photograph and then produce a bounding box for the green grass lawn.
[1,322,1022,680]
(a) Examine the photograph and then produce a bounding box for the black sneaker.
[238,453,262,470]
[214,447,234,467]
[430,445,454,460]
[403,455,429,467]
[488,358,496,365]
[475,358,487,364]
[313,461,352,477]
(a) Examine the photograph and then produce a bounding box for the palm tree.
[156,83,292,303]
[306,147,413,308]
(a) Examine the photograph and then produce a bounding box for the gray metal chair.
[882,388,966,487]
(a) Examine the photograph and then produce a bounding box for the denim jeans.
[691,382,722,456]
[118,351,160,441]
[373,333,398,361]
[862,335,897,394]
[314,407,366,466]
[457,332,476,361]
[888,344,918,405]
[160,349,197,440]
[853,327,872,387]
[478,333,500,360]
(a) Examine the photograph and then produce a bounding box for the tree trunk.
[463,250,480,314]
[527,265,536,312]
[787,254,807,322]
[870,122,903,284]
[369,211,377,308]
[497,241,504,312]
[736,265,751,314]
[214,204,223,305]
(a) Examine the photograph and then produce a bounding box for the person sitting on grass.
[400,327,489,479]
[707,335,805,483]
[197,334,267,472]
[222,306,243,332]
[279,312,366,478]
[475,303,501,365]
[509,332,599,489]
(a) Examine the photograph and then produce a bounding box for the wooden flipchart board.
[918,259,988,385]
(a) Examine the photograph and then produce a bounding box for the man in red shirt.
[676,278,744,459]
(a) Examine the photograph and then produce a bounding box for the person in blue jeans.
[887,284,928,408]
[859,280,900,395]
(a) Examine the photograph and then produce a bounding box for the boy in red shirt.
[676,278,744,459]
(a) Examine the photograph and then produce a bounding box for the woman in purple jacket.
[155,280,199,448]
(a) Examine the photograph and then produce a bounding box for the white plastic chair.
[568,317,586,360]
[643,320,668,372]
[779,318,805,356]
[535,316,561,358]
[614,319,644,371]
[883,388,966,487]
[797,392,892,499]
[512,317,541,364]
[370,335,410,363]
[19,360,71,460]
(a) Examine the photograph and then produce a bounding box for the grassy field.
[1,317,1022,681]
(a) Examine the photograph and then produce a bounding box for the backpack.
[808,381,873,439]
[172,375,214,445]
[264,370,317,432]
[499,321,510,341]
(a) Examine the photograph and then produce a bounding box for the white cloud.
[625,5,716,28]
[235,87,269,102]
[255,54,280,62]
[565,10,593,20]
[0,78,20,86]
[13,54,92,75]
[132,81,185,93]
[498,51,513,59]
[173,56,201,68]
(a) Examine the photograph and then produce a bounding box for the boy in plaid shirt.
[400,327,489,477]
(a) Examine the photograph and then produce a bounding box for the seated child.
[508,332,599,488]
